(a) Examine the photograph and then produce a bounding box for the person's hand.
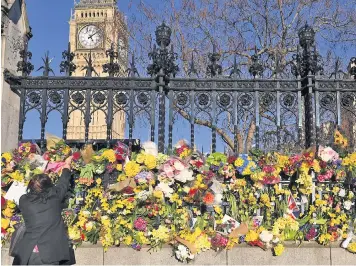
[63,156,73,170]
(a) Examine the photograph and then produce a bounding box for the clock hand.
[88,31,100,40]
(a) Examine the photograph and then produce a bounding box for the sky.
[22,0,218,152]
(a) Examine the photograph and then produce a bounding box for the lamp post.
[292,23,324,148]
[348,57,356,80]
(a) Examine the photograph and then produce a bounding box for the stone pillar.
[1,0,30,152]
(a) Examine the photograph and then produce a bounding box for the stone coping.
[2,241,355,265]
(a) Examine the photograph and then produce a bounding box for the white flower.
[173,160,185,171]
[318,146,339,163]
[174,139,188,149]
[175,244,194,262]
[214,193,223,205]
[142,141,158,157]
[349,191,354,198]
[136,190,151,201]
[272,237,280,244]
[338,189,346,197]
[183,186,190,193]
[156,182,174,198]
[343,200,353,211]
[259,230,273,243]
[175,168,194,183]
[82,210,91,217]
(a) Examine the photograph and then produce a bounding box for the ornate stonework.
[67,0,127,140]
[1,0,31,151]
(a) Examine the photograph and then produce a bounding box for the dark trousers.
[28,252,59,265]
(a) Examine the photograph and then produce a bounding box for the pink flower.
[317,170,333,182]
[211,233,228,248]
[163,164,175,178]
[262,166,275,173]
[134,217,147,231]
[318,146,339,163]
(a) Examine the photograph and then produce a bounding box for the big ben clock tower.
[67,0,127,140]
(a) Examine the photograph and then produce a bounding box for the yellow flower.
[235,179,247,188]
[245,230,259,242]
[136,154,145,164]
[1,218,10,229]
[68,226,81,240]
[85,221,94,231]
[96,178,102,185]
[9,171,24,182]
[332,186,340,194]
[260,194,271,207]
[180,149,191,159]
[347,243,356,253]
[7,201,16,209]
[248,193,257,205]
[214,206,223,215]
[117,174,127,181]
[63,146,71,155]
[234,158,244,167]
[195,234,211,252]
[318,233,332,245]
[153,190,164,201]
[2,152,12,164]
[124,161,140,177]
[102,149,116,163]
[144,154,157,170]
[274,244,285,256]
[2,208,13,218]
[312,160,321,173]
[116,164,123,171]
[123,235,133,246]
[151,225,170,242]
[169,193,182,206]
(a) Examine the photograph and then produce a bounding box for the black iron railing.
[3,22,356,153]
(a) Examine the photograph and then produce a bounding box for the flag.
[287,194,300,220]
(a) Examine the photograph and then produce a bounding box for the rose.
[343,200,352,211]
[43,152,50,161]
[338,189,346,197]
[73,152,81,161]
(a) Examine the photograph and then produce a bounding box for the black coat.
[12,169,74,265]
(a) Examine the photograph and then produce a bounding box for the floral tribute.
[1,130,356,262]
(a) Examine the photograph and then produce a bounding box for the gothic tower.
[67,0,127,140]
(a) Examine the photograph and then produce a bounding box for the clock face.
[78,25,102,49]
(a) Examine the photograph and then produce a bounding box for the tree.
[121,0,356,152]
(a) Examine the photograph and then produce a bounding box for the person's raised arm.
[55,156,73,201]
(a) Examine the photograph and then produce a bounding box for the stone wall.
[1,242,355,265]
[1,0,30,152]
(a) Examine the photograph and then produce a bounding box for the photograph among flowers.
[1,131,356,262]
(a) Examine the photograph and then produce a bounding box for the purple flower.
[131,243,141,251]
[305,227,317,241]
[11,215,21,222]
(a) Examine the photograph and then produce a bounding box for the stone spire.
[76,0,116,8]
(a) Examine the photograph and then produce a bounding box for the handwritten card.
[5,181,27,205]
